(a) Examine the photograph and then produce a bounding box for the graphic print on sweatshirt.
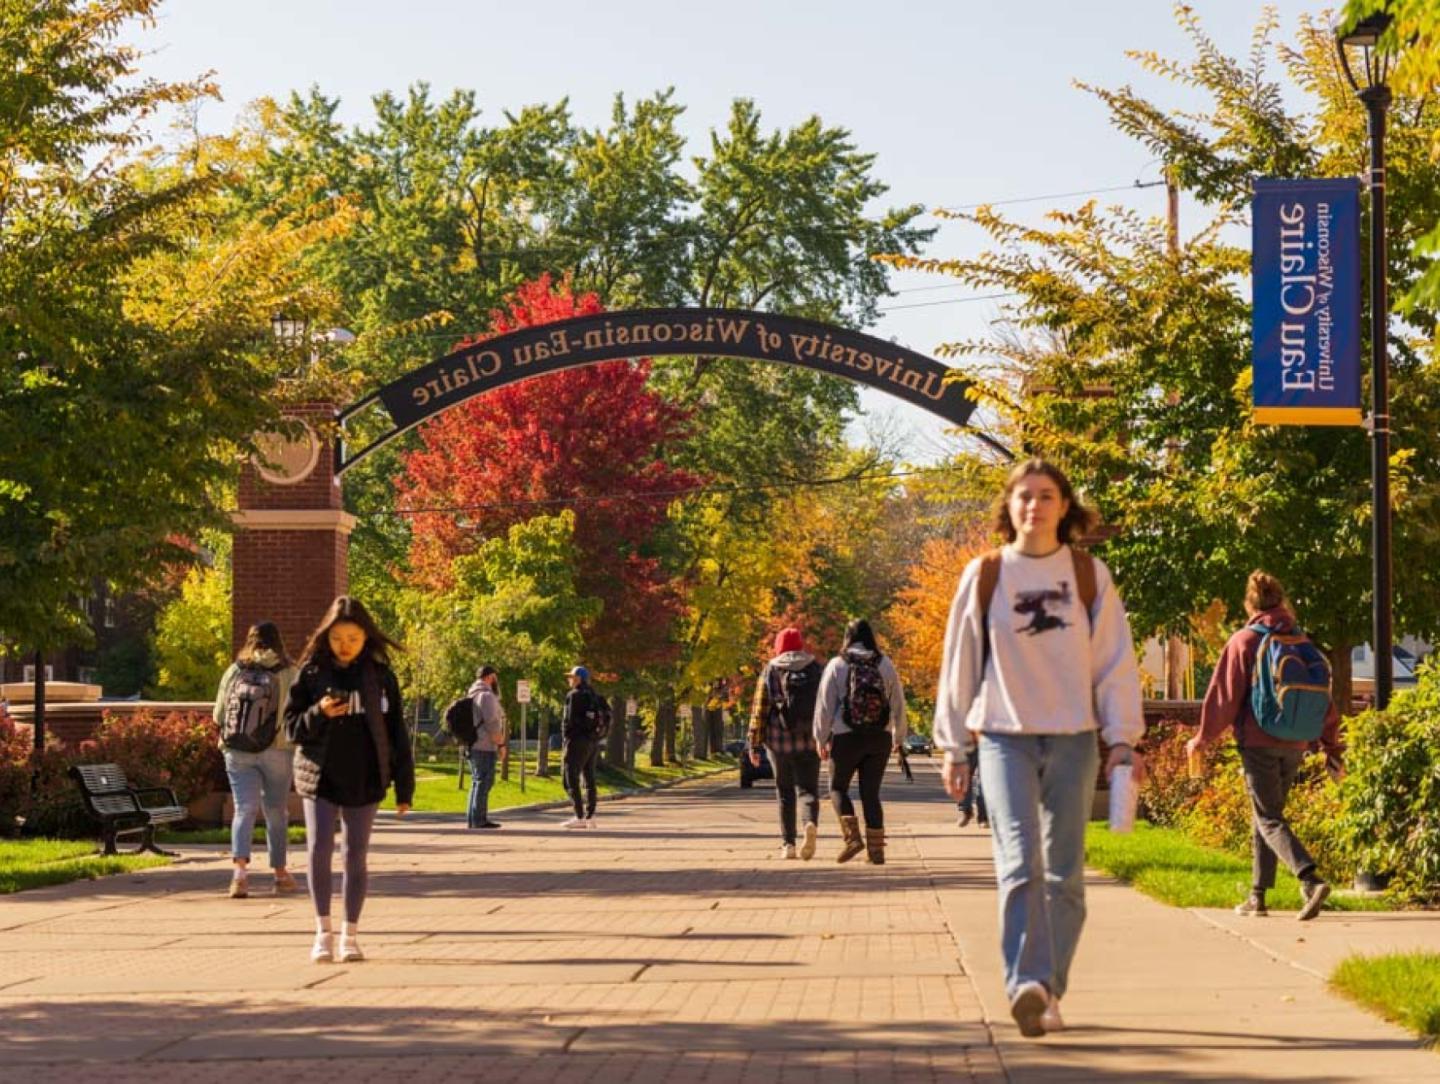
[1014,580,1074,636]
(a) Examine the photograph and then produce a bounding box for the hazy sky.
[133,1,1335,459]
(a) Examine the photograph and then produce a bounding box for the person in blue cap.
[560,665,605,829]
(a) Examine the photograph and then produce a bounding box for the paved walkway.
[0,759,1435,1082]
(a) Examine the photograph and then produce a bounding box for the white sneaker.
[310,932,333,964]
[338,936,364,963]
[800,822,818,861]
[562,816,586,829]
[584,816,597,830]
[1010,981,1048,1038]
[1040,995,1065,1033]
[780,843,797,859]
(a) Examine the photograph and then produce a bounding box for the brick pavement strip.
[1,765,1436,1082]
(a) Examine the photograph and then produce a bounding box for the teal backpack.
[1247,624,1332,741]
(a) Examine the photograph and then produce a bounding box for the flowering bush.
[1,708,223,838]
[0,704,32,836]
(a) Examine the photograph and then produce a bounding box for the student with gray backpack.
[747,627,824,860]
[1187,571,1344,921]
[213,621,300,899]
[814,619,908,865]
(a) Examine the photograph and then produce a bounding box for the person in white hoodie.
[814,619,908,865]
[934,458,1144,1039]
[213,621,300,899]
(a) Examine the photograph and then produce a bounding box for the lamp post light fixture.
[1336,7,1395,709]
[270,312,310,351]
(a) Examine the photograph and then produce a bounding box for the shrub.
[1338,663,1440,906]
[1137,719,1206,827]
[7,708,224,838]
[0,705,32,836]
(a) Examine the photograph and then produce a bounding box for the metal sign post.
[517,680,532,793]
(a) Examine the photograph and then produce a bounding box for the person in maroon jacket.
[1186,571,1344,921]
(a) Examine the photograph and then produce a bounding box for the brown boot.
[836,815,864,863]
[865,827,886,865]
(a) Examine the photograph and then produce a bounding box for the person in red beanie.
[747,626,824,859]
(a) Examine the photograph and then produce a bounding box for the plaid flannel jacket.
[747,662,817,757]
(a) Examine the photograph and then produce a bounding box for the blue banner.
[1252,178,1362,426]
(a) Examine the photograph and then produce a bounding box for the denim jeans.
[467,748,498,828]
[223,745,292,868]
[979,731,1098,1001]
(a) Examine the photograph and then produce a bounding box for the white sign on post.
[625,698,637,717]
[516,680,532,704]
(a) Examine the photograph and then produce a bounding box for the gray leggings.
[303,798,378,923]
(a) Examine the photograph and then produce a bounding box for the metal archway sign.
[336,308,992,473]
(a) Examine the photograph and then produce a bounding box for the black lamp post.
[1337,9,1395,709]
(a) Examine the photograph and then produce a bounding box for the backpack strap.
[976,549,1003,619]
[1071,547,1097,630]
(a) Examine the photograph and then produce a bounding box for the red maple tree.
[396,276,699,672]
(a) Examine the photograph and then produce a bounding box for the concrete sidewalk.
[0,759,1434,1082]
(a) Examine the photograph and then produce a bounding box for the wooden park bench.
[69,764,185,857]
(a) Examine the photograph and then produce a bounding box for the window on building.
[22,665,55,683]
[103,594,117,629]
[78,667,97,685]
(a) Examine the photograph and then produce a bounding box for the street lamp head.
[1335,8,1395,95]
[270,313,309,349]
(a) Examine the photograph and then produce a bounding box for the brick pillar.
[231,402,355,656]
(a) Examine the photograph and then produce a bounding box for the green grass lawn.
[1084,822,1392,913]
[0,838,169,895]
[384,753,734,815]
[1331,952,1440,1046]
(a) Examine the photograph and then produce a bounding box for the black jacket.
[285,658,416,806]
[562,684,602,740]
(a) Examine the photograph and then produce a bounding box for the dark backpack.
[842,651,890,730]
[1248,624,1332,742]
[443,695,479,746]
[586,693,613,740]
[220,665,280,752]
[768,661,821,733]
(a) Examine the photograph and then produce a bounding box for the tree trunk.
[651,698,672,767]
[705,704,724,758]
[693,701,710,760]
[1329,641,1356,715]
[664,699,678,763]
[606,689,626,766]
[537,710,552,778]
[627,711,639,770]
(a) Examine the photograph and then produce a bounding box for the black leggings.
[829,729,892,829]
[563,736,598,819]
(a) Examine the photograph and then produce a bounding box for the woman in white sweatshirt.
[934,458,1144,1038]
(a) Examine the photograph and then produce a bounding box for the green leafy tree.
[0,0,344,661]
[885,6,1440,707]
[151,559,231,701]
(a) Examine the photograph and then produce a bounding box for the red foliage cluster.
[398,276,702,672]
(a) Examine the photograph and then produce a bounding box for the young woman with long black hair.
[285,596,414,963]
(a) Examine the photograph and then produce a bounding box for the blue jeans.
[223,746,292,867]
[979,731,1098,1002]
[467,748,498,827]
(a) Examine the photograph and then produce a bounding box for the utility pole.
[1163,166,1187,700]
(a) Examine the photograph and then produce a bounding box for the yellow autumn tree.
[887,526,991,704]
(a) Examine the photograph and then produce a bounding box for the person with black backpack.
[213,621,300,900]
[814,619,908,865]
[1186,571,1344,921]
[464,665,508,830]
[747,627,824,860]
[560,665,609,829]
